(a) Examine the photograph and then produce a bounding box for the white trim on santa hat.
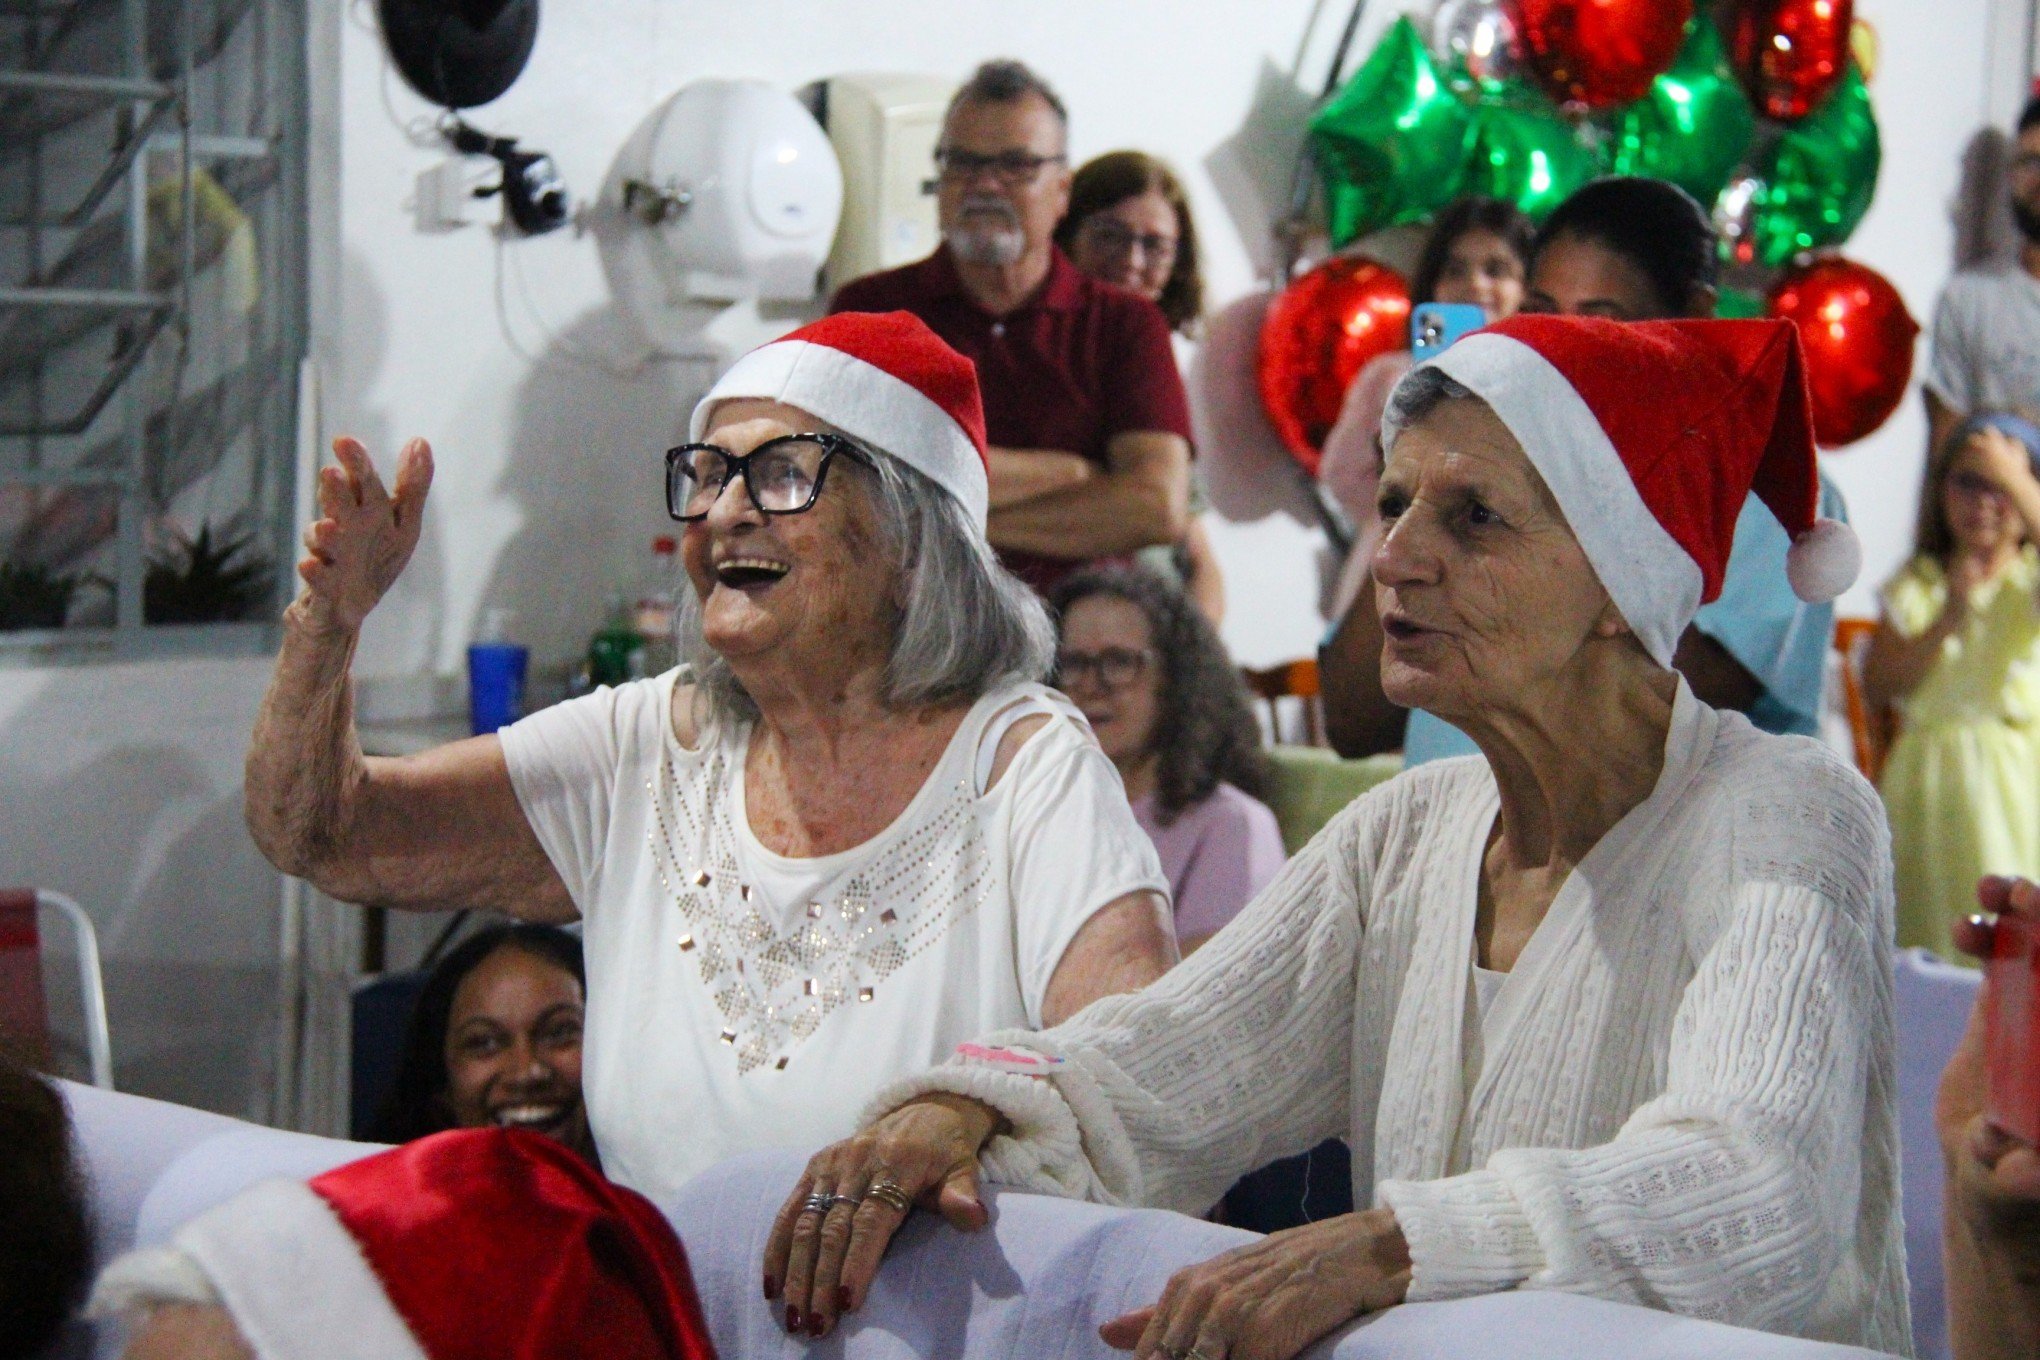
[104,1178,429,1360]
[1409,332,1705,668]
[691,339,990,530]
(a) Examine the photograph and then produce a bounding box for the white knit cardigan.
[867,684,1913,1354]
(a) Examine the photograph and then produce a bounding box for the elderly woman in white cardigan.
[764,316,1910,1357]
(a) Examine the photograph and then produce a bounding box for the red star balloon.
[1726,0,1855,122]
[1512,0,1693,110]
[1767,256,1918,448]
[1258,256,1410,476]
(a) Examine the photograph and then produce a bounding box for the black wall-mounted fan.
[378,0,539,110]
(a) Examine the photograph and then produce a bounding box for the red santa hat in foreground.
[1381,315,1859,667]
[690,310,990,531]
[91,1129,716,1360]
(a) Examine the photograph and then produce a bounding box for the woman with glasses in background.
[1865,413,2040,958]
[1051,567,1282,955]
[1057,151,1226,624]
[244,311,1177,1211]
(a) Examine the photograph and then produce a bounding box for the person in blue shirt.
[1322,178,1845,763]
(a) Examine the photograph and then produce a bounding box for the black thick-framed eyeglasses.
[664,433,870,522]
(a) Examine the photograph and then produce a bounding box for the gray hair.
[1380,366,1479,453]
[675,448,1056,730]
[946,59,1068,133]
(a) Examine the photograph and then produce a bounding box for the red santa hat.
[1382,315,1859,667]
[690,310,990,530]
[92,1129,716,1360]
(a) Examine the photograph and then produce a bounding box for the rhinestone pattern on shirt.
[646,736,997,1074]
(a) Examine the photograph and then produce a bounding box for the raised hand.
[764,1094,999,1340]
[295,436,434,634]
[1098,1209,1411,1360]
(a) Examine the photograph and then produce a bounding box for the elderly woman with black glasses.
[245,312,1176,1209]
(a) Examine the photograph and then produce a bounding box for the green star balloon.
[1745,62,1881,266]
[1310,16,1475,245]
[1459,92,1602,220]
[1605,17,1756,208]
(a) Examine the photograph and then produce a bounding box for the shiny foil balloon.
[1461,94,1603,219]
[1767,256,1918,448]
[1258,256,1412,475]
[1605,16,1757,207]
[1726,0,1854,122]
[1311,17,1474,245]
[1433,0,1524,91]
[1743,63,1880,266]
[1514,0,1694,109]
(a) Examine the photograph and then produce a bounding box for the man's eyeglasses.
[933,147,1066,187]
[665,433,869,522]
[1077,218,1178,266]
[1055,646,1154,690]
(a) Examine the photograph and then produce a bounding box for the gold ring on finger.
[866,1178,914,1213]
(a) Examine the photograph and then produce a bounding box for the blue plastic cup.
[467,642,530,734]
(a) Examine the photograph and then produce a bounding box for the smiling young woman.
[371,924,594,1163]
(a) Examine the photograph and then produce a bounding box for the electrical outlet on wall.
[412,158,476,233]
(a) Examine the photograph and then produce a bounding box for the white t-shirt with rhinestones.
[499,670,1169,1202]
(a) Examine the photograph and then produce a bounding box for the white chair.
[0,888,114,1089]
[1893,947,1983,1360]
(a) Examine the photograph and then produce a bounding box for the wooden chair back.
[1241,657,1323,746]
[1833,617,1892,782]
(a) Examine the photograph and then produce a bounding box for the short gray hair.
[946,59,1068,132]
[676,449,1056,730]
[1381,366,1479,452]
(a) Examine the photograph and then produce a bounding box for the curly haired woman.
[1051,568,1284,952]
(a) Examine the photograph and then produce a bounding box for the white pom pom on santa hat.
[1786,515,1860,604]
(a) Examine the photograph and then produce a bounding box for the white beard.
[945,213,1026,267]
[946,223,1025,267]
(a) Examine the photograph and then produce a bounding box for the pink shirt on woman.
[1132,783,1288,942]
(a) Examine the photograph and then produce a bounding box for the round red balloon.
[1512,0,1693,110]
[1258,256,1410,476]
[1767,256,1918,448]
[1726,0,1854,122]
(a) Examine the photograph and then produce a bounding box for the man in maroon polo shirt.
[828,60,1194,593]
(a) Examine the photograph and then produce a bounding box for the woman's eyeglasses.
[665,433,869,522]
[1055,646,1154,690]
[1077,218,1177,267]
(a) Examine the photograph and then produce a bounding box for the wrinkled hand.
[1098,1208,1412,1360]
[764,1094,1000,1340]
[1940,880,2040,1266]
[293,436,433,635]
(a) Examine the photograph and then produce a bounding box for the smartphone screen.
[1410,302,1488,362]
[1987,910,2040,1144]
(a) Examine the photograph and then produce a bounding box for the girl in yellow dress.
[1866,413,2040,958]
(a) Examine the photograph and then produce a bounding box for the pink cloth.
[1133,783,1287,941]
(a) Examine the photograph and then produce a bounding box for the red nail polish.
[837,1285,852,1312]
[786,1305,801,1333]
[808,1312,827,1338]
[763,1274,779,1300]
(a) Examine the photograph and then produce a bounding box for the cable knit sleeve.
[1379,869,1887,1334]
[862,784,1385,1216]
